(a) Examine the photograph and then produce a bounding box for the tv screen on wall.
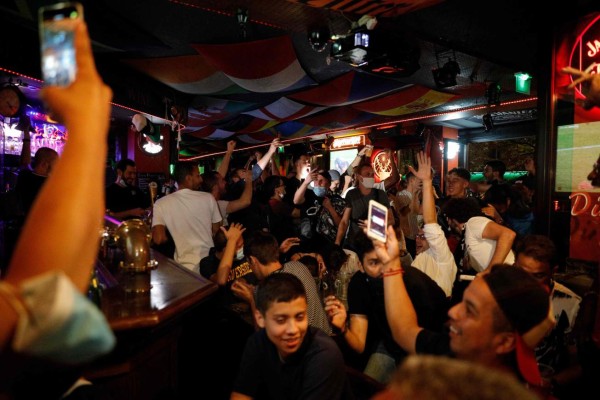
[329,149,357,176]
[555,122,600,193]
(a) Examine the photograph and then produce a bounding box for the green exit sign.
[514,72,531,95]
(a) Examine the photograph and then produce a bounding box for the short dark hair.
[317,170,331,184]
[327,244,349,274]
[213,228,227,251]
[255,273,306,314]
[356,162,373,176]
[262,175,284,198]
[32,147,58,168]
[353,230,375,265]
[298,255,319,278]
[244,231,280,265]
[485,160,506,178]
[201,170,220,192]
[442,198,484,223]
[173,162,198,185]
[116,158,136,173]
[448,167,471,182]
[514,235,557,268]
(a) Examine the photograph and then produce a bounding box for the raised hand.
[279,237,301,254]
[363,225,400,266]
[408,151,432,182]
[222,222,245,241]
[227,140,236,153]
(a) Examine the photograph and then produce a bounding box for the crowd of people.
[2,19,599,400]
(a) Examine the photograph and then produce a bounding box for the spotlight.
[486,82,501,105]
[432,59,460,88]
[482,113,494,131]
[236,8,249,39]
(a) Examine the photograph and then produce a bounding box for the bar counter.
[97,249,217,331]
[85,218,220,400]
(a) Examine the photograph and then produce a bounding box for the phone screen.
[39,2,83,86]
[367,200,387,242]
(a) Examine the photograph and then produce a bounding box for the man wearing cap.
[294,169,346,250]
[328,169,342,194]
[375,226,554,395]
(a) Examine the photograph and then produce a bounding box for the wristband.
[383,268,404,277]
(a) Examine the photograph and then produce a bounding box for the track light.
[482,113,494,131]
[236,8,248,39]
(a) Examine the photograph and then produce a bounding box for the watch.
[0,86,22,118]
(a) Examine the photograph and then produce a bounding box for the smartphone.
[366,199,388,242]
[39,2,83,86]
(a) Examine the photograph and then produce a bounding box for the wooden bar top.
[97,249,218,332]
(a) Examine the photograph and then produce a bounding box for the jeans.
[363,341,397,384]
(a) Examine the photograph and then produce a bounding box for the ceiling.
[0,0,543,159]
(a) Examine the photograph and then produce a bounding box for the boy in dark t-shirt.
[231,273,353,400]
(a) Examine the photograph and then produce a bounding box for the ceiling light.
[482,113,494,131]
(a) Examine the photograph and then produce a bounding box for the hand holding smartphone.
[39,2,83,87]
[366,199,388,242]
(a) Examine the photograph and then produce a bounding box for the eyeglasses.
[415,233,426,240]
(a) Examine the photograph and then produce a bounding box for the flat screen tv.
[555,122,600,193]
[329,149,357,176]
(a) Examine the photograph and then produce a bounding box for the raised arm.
[408,152,434,224]
[374,226,423,354]
[255,138,280,172]
[482,221,516,267]
[226,167,253,214]
[6,21,112,293]
[218,140,236,178]
[213,223,246,286]
[335,207,351,245]
[293,168,316,205]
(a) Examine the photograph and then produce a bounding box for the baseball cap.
[328,169,341,182]
[483,264,549,387]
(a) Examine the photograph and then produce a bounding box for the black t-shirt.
[348,267,449,363]
[233,327,352,400]
[415,328,452,356]
[344,188,390,249]
[105,183,150,216]
[15,169,47,216]
[199,250,258,306]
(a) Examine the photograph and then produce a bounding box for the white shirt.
[153,189,222,272]
[464,216,515,272]
[411,223,457,297]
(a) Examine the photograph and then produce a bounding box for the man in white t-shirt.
[442,197,516,273]
[152,162,222,273]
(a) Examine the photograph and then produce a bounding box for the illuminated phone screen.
[368,200,387,242]
[39,3,82,86]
